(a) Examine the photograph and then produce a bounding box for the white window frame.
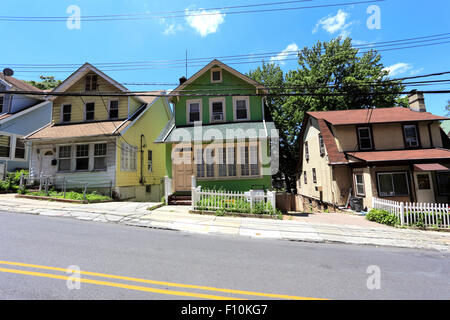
[60,104,72,123]
[93,143,107,171]
[210,67,222,83]
[120,143,137,172]
[75,144,90,172]
[354,173,365,196]
[209,97,226,123]
[84,101,95,122]
[108,99,120,120]
[357,126,373,150]
[233,96,250,121]
[14,137,26,160]
[57,145,72,172]
[403,124,419,148]
[186,99,202,124]
[147,149,153,172]
[0,134,11,160]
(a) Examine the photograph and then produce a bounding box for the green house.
[155,60,277,197]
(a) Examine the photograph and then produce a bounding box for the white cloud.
[383,63,413,76]
[410,68,424,76]
[185,8,225,37]
[159,18,183,35]
[313,9,352,37]
[270,43,299,65]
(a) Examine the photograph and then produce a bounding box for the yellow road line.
[0,267,241,300]
[0,260,323,300]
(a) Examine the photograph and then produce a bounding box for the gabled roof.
[308,107,448,125]
[49,62,146,104]
[0,73,43,93]
[170,59,267,96]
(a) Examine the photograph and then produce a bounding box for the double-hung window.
[249,144,259,176]
[120,143,137,171]
[357,127,373,150]
[240,146,250,176]
[304,141,309,161]
[205,148,215,178]
[109,100,119,119]
[403,124,419,148]
[312,168,317,184]
[76,144,89,171]
[0,135,11,158]
[354,173,365,196]
[210,98,225,123]
[58,146,71,172]
[377,172,409,197]
[187,100,201,124]
[227,146,236,177]
[15,138,26,159]
[85,75,98,91]
[94,143,107,171]
[61,104,71,123]
[195,148,205,178]
[85,102,95,121]
[233,97,249,121]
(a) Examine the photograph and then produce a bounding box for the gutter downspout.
[140,134,146,185]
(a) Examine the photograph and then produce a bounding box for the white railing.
[372,197,449,228]
[191,184,276,214]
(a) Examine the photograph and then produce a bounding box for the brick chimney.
[408,90,426,112]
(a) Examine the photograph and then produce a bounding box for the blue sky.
[1,0,449,115]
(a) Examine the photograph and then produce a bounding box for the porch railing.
[372,197,449,229]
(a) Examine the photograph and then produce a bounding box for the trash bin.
[350,196,363,212]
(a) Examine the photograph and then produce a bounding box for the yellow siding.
[115,98,171,187]
[52,72,142,124]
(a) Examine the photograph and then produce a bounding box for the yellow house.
[25,63,172,201]
[296,92,450,211]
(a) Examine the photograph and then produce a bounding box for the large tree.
[248,37,406,191]
[25,76,62,90]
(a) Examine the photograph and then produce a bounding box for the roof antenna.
[2,68,14,77]
[185,50,188,78]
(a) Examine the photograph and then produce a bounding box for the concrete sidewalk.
[0,194,449,252]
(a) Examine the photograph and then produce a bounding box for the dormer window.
[85,75,98,91]
[211,68,222,83]
[209,98,225,123]
[403,124,419,148]
[357,126,373,150]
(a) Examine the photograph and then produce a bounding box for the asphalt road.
[0,211,449,300]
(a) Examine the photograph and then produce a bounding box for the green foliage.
[366,209,399,226]
[446,100,450,116]
[248,37,406,190]
[0,170,28,192]
[24,76,62,90]
[26,190,111,202]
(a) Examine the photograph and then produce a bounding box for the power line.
[0,0,382,22]
[5,32,450,69]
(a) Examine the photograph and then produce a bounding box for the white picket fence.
[192,186,276,214]
[372,197,450,228]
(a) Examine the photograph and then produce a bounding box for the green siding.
[174,66,263,126]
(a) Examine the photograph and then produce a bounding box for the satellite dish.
[3,68,14,77]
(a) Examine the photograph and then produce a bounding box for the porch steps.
[168,195,192,206]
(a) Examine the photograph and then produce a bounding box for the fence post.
[249,190,254,212]
[39,173,43,191]
[400,202,404,226]
[164,176,170,205]
[19,173,24,189]
[268,190,276,213]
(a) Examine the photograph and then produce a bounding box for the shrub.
[366,209,399,226]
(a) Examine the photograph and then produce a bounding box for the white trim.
[357,126,373,150]
[376,171,410,197]
[403,124,419,148]
[232,96,250,121]
[210,67,223,83]
[186,99,202,125]
[209,97,226,123]
[354,173,365,196]
[60,103,72,123]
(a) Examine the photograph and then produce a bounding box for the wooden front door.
[173,147,193,192]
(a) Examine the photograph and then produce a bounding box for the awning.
[414,163,450,171]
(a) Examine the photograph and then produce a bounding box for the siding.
[51,73,141,124]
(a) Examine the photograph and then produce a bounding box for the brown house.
[296,92,450,211]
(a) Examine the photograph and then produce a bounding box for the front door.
[414,171,435,203]
[41,150,54,176]
[173,147,193,192]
